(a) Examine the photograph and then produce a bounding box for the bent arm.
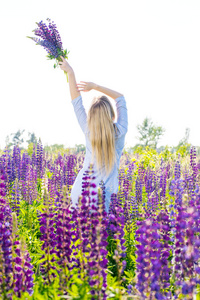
[77,81,123,100]
[93,83,123,100]
[77,81,128,136]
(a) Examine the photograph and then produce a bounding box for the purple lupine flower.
[13,237,34,297]
[144,168,155,196]
[48,19,63,49]
[30,29,60,58]
[0,149,12,187]
[51,164,62,196]
[135,176,142,204]
[130,196,139,220]
[193,190,200,234]
[0,192,13,296]
[127,161,135,180]
[146,169,160,213]
[127,284,133,295]
[87,185,108,299]
[35,20,54,43]
[31,144,37,167]
[169,173,185,249]
[0,174,34,297]
[123,196,132,224]
[118,168,126,200]
[39,190,58,284]
[12,145,21,182]
[35,19,63,50]
[47,171,57,203]
[0,171,7,198]
[190,146,198,187]
[35,38,59,57]
[136,219,157,299]
[21,164,37,205]
[156,211,172,290]
[174,160,181,180]
[108,193,126,279]
[28,18,69,67]
[109,193,121,215]
[54,191,74,293]
[173,200,200,297]
[173,206,189,294]
[66,154,76,188]
[116,164,133,223]
[159,166,167,201]
[135,218,172,299]
[144,192,157,219]
[169,176,184,208]
[20,151,31,181]
[54,154,64,190]
[184,171,195,200]
[143,169,159,218]
[7,152,14,184]
[36,141,44,179]
[11,178,21,215]
[72,167,108,298]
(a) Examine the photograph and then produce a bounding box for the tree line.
[4,118,195,154]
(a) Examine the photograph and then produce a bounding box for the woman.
[59,57,128,212]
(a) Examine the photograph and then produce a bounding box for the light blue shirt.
[71,95,128,212]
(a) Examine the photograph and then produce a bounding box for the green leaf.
[71,284,78,293]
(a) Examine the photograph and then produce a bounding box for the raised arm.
[59,57,87,133]
[59,57,80,101]
[77,81,123,100]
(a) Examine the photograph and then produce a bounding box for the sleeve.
[71,95,87,134]
[115,96,128,136]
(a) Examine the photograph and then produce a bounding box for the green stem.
[64,71,69,82]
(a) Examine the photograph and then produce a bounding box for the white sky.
[0,0,200,149]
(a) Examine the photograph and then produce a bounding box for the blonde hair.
[88,95,116,175]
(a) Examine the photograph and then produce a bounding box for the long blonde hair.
[88,95,116,175]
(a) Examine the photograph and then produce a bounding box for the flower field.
[0,143,200,300]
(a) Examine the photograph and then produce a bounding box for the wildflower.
[70,167,108,298]
[135,216,172,299]
[36,141,44,179]
[28,18,69,68]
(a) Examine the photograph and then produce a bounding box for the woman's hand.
[59,56,73,74]
[77,81,97,92]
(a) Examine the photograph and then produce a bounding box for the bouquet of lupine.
[28,18,69,71]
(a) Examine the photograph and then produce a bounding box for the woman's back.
[71,94,128,212]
